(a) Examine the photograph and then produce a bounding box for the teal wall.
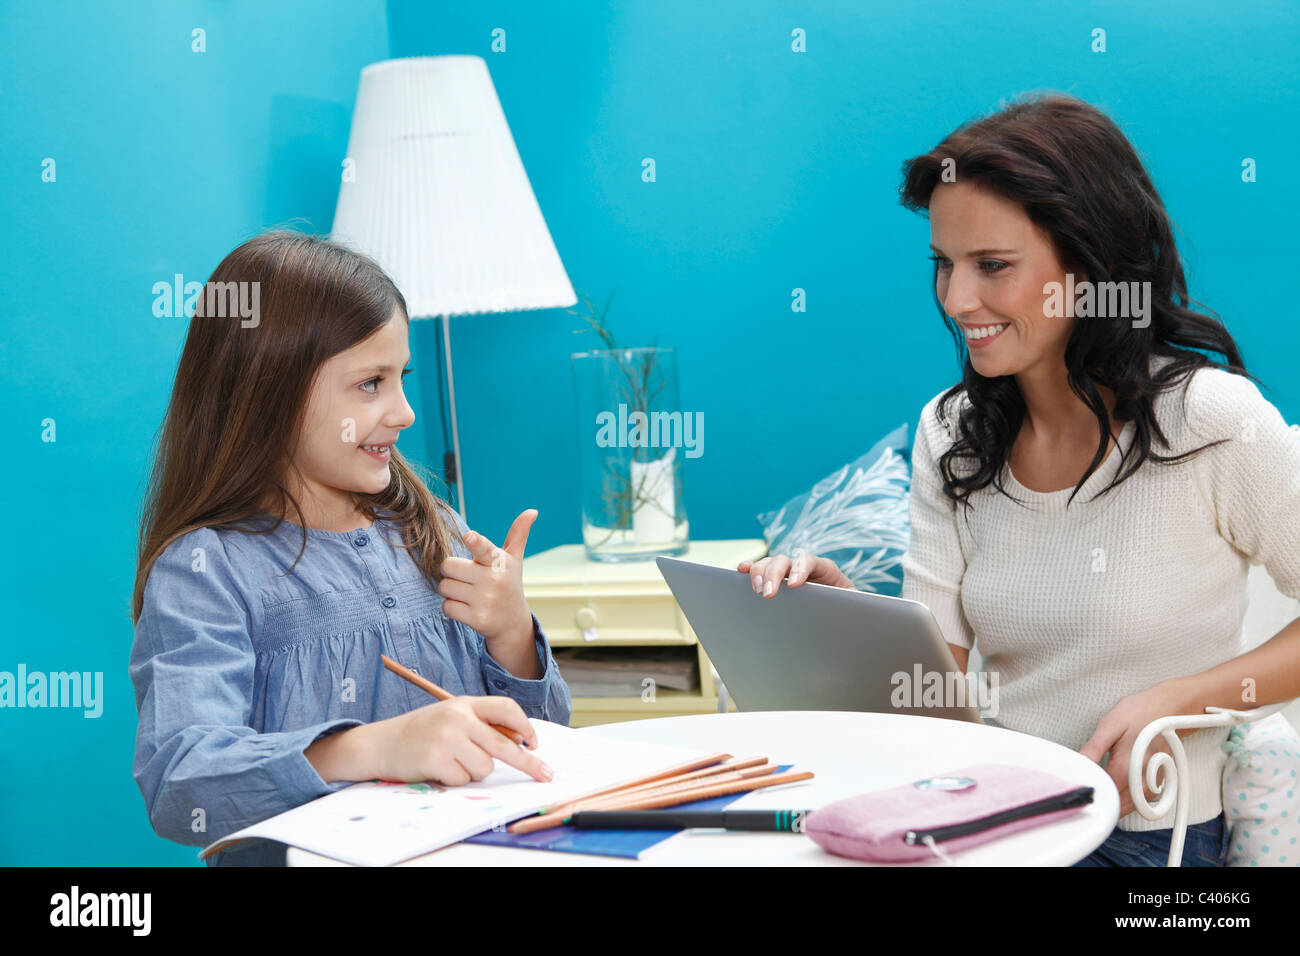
[0,0,392,865]
[1,0,1295,863]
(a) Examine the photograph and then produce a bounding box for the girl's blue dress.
[129,507,572,866]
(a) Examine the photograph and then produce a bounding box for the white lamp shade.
[331,55,576,317]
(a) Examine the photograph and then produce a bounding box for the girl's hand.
[438,510,537,647]
[738,552,855,598]
[373,696,552,785]
[1079,679,1199,819]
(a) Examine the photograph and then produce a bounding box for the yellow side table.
[522,539,767,727]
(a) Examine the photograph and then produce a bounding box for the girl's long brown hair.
[132,230,460,622]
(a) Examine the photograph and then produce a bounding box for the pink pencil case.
[803,764,1094,863]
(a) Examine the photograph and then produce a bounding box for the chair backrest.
[1242,564,1300,731]
[1222,711,1300,867]
[1218,565,1300,866]
[1243,563,1300,644]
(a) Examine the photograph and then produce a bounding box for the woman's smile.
[961,321,1011,349]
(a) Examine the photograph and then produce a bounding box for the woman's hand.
[738,551,855,597]
[373,696,552,785]
[1079,679,1199,819]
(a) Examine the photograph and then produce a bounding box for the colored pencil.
[574,763,780,810]
[534,752,735,815]
[508,768,815,834]
[540,756,768,818]
[381,653,528,746]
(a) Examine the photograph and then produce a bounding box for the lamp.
[331,55,575,521]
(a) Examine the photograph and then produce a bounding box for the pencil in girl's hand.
[381,654,531,748]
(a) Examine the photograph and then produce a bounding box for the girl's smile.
[360,441,395,462]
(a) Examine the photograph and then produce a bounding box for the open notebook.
[200,719,712,866]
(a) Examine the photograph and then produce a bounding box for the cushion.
[1221,712,1300,866]
[756,423,911,595]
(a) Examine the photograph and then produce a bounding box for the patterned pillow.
[756,423,911,596]
[1221,712,1300,866]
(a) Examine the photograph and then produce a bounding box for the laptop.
[656,556,986,723]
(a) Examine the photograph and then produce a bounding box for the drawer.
[527,590,695,646]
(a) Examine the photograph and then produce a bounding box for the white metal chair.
[1129,699,1297,866]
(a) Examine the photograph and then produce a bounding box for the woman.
[740,93,1300,866]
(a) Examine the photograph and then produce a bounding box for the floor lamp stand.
[414,314,468,524]
[441,312,468,523]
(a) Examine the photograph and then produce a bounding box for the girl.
[130,231,572,867]
[741,93,1300,866]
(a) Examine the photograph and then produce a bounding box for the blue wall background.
[1,0,1295,863]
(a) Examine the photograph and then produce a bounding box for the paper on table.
[199,719,712,867]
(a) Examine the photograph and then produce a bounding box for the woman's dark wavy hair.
[899,92,1260,512]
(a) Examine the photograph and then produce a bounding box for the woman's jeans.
[1072,812,1229,866]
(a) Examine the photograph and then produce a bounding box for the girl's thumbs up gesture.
[438,509,541,679]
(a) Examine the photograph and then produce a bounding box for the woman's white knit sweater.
[901,355,1300,831]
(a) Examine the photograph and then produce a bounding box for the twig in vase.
[571,288,678,539]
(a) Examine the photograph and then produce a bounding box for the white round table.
[290,711,1118,866]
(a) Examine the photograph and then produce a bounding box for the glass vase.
[570,347,691,561]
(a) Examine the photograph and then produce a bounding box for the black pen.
[567,809,812,831]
